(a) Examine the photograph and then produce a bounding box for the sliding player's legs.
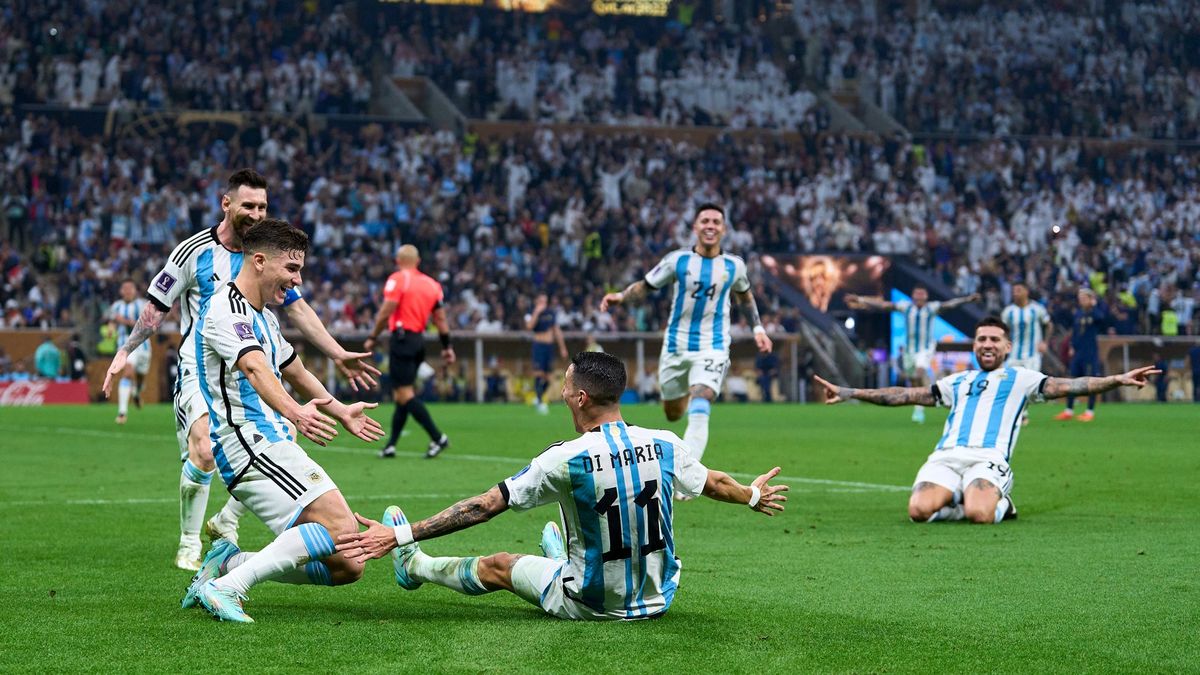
[910,453,960,522]
[960,456,1015,524]
[911,449,1015,524]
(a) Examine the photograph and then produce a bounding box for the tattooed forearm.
[412,489,506,542]
[734,290,762,327]
[621,280,649,304]
[849,386,935,407]
[1043,376,1118,399]
[118,303,166,355]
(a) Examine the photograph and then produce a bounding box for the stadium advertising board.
[378,0,671,15]
[761,254,891,313]
[0,381,90,406]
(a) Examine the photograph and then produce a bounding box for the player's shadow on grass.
[266,594,564,623]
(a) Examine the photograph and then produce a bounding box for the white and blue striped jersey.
[198,282,297,487]
[931,367,1048,460]
[147,226,302,376]
[645,249,750,354]
[1001,302,1051,361]
[108,298,151,358]
[500,421,709,620]
[895,300,943,354]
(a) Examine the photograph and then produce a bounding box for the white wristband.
[393,523,414,547]
[752,325,766,337]
[747,485,762,508]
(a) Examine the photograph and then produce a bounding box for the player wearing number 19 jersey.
[335,352,790,621]
[600,203,773,461]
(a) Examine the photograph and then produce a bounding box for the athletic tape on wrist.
[393,523,414,547]
[748,485,762,508]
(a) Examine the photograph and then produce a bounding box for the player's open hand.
[754,330,773,354]
[336,513,397,562]
[1116,365,1162,388]
[599,292,623,311]
[334,351,381,391]
[101,351,128,399]
[750,466,789,516]
[813,375,849,404]
[337,401,385,443]
[293,398,338,446]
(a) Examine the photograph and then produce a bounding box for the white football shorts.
[913,446,1013,497]
[658,349,729,401]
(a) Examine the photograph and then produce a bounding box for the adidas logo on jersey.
[209,273,221,282]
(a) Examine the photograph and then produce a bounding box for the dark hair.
[975,315,1009,338]
[570,351,626,406]
[227,168,268,194]
[242,218,309,255]
[692,202,725,222]
[912,284,928,293]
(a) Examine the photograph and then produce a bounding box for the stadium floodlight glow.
[845,317,856,330]
[1052,225,1062,234]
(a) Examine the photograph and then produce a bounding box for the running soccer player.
[1001,282,1053,425]
[846,286,979,424]
[814,316,1159,524]
[599,203,772,461]
[180,219,383,623]
[365,245,455,459]
[1055,288,1110,422]
[526,293,568,415]
[108,279,151,424]
[100,169,380,571]
[335,351,788,621]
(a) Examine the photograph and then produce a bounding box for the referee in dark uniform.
[365,245,455,458]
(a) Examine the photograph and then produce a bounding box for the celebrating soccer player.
[335,351,788,621]
[180,219,383,623]
[1001,282,1053,425]
[99,169,379,571]
[814,316,1159,524]
[107,279,151,424]
[599,203,772,462]
[845,286,979,423]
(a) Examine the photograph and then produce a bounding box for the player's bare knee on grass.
[908,483,952,522]
[475,552,520,592]
[964,478,1001,524]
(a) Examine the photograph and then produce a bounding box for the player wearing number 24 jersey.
[600,203,772,463]
[814,316,1160,525]
[335,352,789,621]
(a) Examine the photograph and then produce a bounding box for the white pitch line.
[0,424,910,494]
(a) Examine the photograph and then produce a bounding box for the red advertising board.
[0,381,91,406]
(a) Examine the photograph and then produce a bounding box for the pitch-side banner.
[0,381,90,406]
[379,0,672,16]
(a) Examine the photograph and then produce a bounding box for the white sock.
[215,522,335,595]
[682,398,711,461]
[408,551,490,595]
[118,379,131,415]
[212,496,247,527]
[179,460,213,542]
[925,504,964,522]
[993,497,1011,524]
[221,552,332,586]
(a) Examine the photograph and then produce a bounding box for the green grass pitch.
[0,402,1196,672]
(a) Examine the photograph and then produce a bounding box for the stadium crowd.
[377,5,826,131]
[805,0,1200,139]
[0,0,371,114]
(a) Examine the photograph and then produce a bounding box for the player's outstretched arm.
[844,294,894,311]
[335,487,510,562]
[238,349,338,446]
[284,299,380,391]
[702,467,789,516]
[281,356,384,444]
[941,293,982,310]
[1041,365,1161,400]
[734,289,773,353]
[102,302,167,398]
[600,280,649,311]
[813,374,935,406]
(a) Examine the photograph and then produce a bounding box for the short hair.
[569,351,626,406]
[242,218,309,256]
[912,284,928,293]
[974,315,1009,338]
[227,169,268,194]
[692,202,725,222]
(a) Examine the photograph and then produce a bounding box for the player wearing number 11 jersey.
[600,203,772,462]
[335,352,789,621]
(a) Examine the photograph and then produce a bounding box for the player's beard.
[231,212,261,245]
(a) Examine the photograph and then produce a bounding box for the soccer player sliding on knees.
[336,352,788,621]
[814,316,1159,524]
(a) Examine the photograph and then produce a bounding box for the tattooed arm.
[600,279,650,311]
[813,375,936,406]
[1041,366,1160,399]
[101,302,168,398]
[334,487,510,561]
[734,289,773,353]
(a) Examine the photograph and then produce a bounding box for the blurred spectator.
[66,333,87,380]
[34,336,61,379]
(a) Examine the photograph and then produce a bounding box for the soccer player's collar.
[692,245,723,259]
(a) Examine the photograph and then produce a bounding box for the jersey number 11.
[594,480,666,562]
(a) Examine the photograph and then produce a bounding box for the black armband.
[440,333,451,349]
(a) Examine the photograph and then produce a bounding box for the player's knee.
[964,506,995,524]
[188,433,215,469]
[326,557,365,585]
[908,503,936,522]
[477,552,517,589]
